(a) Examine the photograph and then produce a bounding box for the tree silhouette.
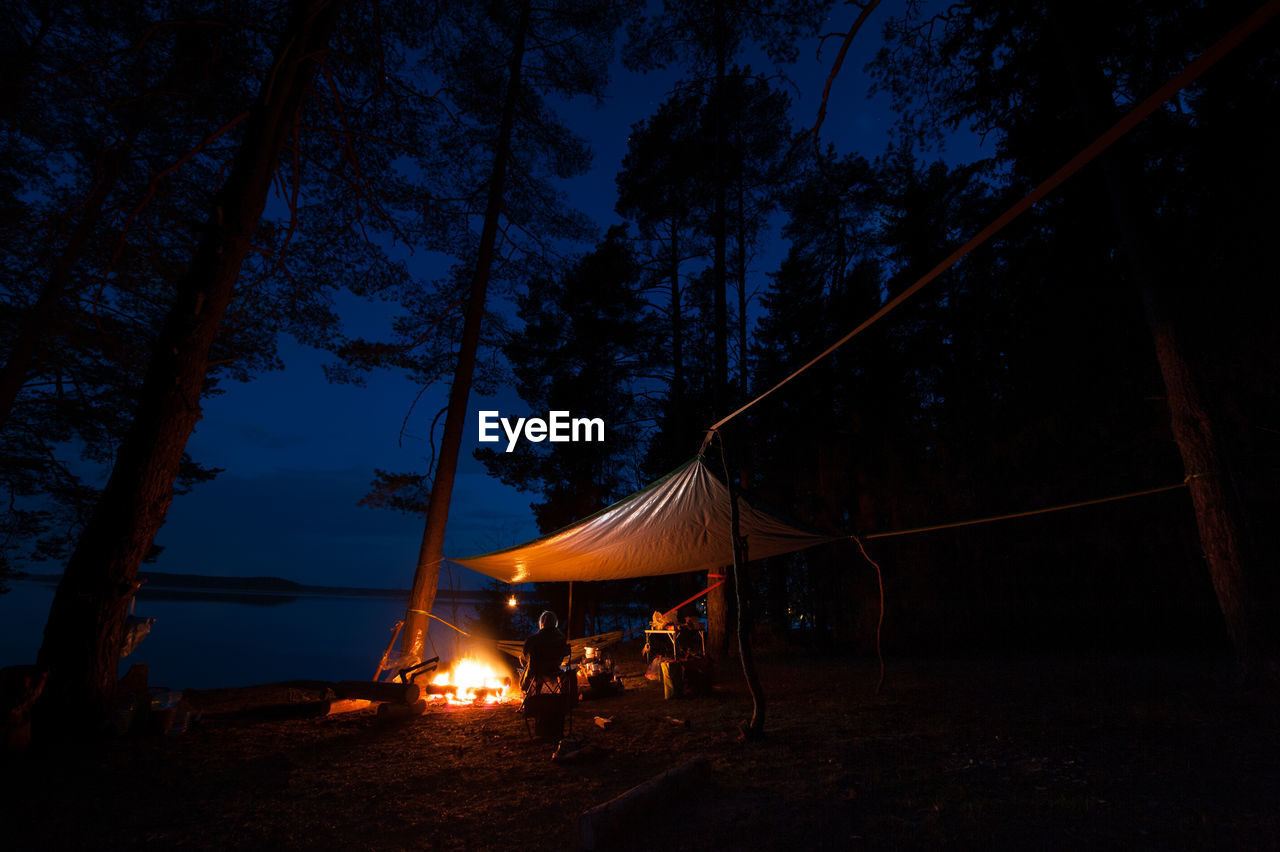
[34,0,345,735]
[870,0,1278,672]
[386,0,634,668]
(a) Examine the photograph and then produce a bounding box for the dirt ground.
[4,644,1278,850]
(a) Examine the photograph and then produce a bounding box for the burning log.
[423,683,457,697]
[325,699,373,716]
[579,756,709,851]
[424,659,515,705]
[334,681,421,705]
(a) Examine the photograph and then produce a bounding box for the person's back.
[523,611,569,680]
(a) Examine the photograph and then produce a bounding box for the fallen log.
[376,699,428,721]
[335,681,421,705]
[579,755,709,851]
[221,699,334,721]
[325,699,373,716]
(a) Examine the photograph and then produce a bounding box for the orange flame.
[429,658,514,705]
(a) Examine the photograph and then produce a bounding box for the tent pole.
[567,580,573,641]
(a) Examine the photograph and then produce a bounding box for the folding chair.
[521,667,576,740]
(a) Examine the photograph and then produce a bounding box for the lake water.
[0,582,490,690]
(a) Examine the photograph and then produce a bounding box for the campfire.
[424,657,515,706]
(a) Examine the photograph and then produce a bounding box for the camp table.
[644,626,705,658]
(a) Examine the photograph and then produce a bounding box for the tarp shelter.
[452,456,837,584]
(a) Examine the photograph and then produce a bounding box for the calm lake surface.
[0,581,487,690]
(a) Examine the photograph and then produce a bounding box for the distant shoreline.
[13,571,498,603]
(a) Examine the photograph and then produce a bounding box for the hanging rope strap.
[863,481,1187,541]
[706,0,1280,436]
[662,576,727,620]
[845,479,1190,694]
[850,536,886,694]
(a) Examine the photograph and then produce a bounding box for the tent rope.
[842,480,1189,694]
[407,608,471,637]
[862,481,1188,540]
[850,536,886,695]
[704,0,1280,438]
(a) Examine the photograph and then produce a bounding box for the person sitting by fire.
[520,610,569,692]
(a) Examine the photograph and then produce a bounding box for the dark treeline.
[476,0,1279,667]
[2,0,1277,736]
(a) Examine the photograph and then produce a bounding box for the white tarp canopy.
[452,456,837,584]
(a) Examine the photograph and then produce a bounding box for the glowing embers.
[426,657,515,705]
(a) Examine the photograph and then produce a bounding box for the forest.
[2,0,1278,738]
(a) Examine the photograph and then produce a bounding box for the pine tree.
[34,0,344,736]
[381,0,636,667]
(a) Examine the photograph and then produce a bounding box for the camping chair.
[521,666,576,740]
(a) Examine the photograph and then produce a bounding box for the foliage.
[0,0,455,572]
[474,226,655,633]
[476,226,654,528]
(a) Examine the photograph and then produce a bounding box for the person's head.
[539,611,558,630]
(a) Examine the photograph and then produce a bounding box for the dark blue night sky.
[150,24,965,592]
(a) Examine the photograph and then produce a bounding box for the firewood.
[334,681,421,705]
[423,683,457,697]
[325,699,373,716]
[376,699,428,721]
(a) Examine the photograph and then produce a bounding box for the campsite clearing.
[3,646,1277,849]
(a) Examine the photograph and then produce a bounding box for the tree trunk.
[669,223,684,443]
[399,0,532,666]
[34,0,342,737]
[735,162,749,399]
[1143,293,1260,669]
[706,0,732,660]
[1051,4,1269,675]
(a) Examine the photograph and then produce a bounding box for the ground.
[3,645,1278,850]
